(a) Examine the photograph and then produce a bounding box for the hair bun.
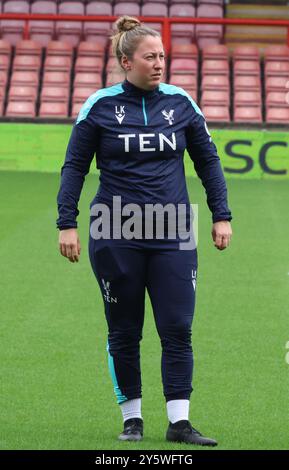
[115,16,141,33]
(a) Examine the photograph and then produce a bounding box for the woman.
[57,16,232,446]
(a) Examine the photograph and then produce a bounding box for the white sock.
[120,398,142,422]
[166,399,190,424]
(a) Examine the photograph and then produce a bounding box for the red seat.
[114,2,141,16]
[56,1,84,47]
[0,70,8,87]
[71,102,83,119]
[170,58,198,75]
[13,56,41,72]
[169,75,197,100]
[30,1,56,47]
[235,91,261,106]
[46,41,73,58]
[201,90,230,107]
[170,74,197,88]
[202,59,229,75]
[234,106,262,123]
[234,60,260,76]
[264,45,289,63]
[266,107,289,123]
[41,86,69,103]
[10,71,39,87]
[6,101,36,117]
[75,57,103,73]
[234,76,261,92]
[74,73,102,88]
[106,57,122,74]
[265,61,289,77]
[171,44,198,60]
[0,39,12,56]
[266,92,288,108]
[202,74,229,91]
[44,56,72,72]
[84,2,113,45]
[43,71,70,87]
[1,1,30,45]
[105,72,125,86]
[15,40,42,57]
[39,102,69,118]
[232,46,260,62]
[202,44,228,60]
[141,3,168,34]
[169,4,195,43]
[202,105,230,123]
[77,42,105,58]
[265,76,288,93]
[8,85,37,102]
[0,56,10,71]
[72,87,98,104]
[196,5,223,49]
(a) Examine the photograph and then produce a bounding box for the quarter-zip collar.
[122,78,160,98]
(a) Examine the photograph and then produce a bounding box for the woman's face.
[122,35,165,90]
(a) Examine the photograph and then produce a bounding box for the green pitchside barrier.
[0,123,288,179]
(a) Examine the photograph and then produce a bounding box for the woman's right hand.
[59,228,81,263]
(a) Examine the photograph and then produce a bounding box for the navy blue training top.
[56,79,232,230]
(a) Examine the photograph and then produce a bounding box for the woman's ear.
[121,55,132,72]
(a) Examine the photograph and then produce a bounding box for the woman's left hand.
[212,221,232,251]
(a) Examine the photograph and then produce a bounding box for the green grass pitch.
[0,126,289,450]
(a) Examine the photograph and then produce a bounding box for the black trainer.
[118,418,143,441]
[166,420,217,447]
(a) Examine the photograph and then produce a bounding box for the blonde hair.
[110,15,161,70]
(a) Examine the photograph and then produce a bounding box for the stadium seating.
[6,101,36,117]
[169,3,195,45]
[77,41,105,58]
[1,1,30,46]
[171,44,198,60]
[196,4,224,49]
[8,85,37,102]
[201,90,230,107]
[84,2,113,45]
[30,1,56,47]
[46,41,73,57]
[266,107,289,123]
[10,71,39,87]
[74,72,102,89]
[234,76,261,92]
[202,75,229,91]
[43,71,70,87]
[44,56,72,72]
[202,44,228,60]
[202,105,230,123]
[141,3,168,34]
[0,2,288,124]
[39,102,68,118]
[56,1,84,47]
[170,58,198,75]
[114,2,141,17]
[234,106,262,123]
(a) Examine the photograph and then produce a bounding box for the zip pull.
[142,97,148,126]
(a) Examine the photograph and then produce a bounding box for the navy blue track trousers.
[89,235,198,404]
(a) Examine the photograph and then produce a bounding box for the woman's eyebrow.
[143,52,165,56]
